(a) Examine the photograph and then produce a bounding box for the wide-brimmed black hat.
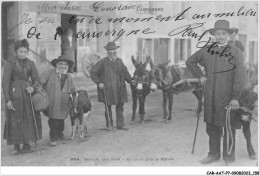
[104,42,120,50]
[51,55,74,68]
[208,20,233,35]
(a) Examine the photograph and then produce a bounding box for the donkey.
[68,90,92,139]
[150,60,203,121]
[238,83,258,160]
[130,56,157,124]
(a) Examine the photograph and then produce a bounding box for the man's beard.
[57,67,68,74]
[108,54,117,60]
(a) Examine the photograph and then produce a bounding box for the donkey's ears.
[132,55,137,67]
[149,56,154,69]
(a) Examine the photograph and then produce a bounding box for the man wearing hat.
[40,55,75,146]
[229,28,245,53]
[186,20,246,165]
[90,42,132,131]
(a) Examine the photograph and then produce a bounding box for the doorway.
[61,14,77,72]
[1,2,16,62]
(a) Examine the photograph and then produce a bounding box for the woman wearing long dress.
[2,39,42,155]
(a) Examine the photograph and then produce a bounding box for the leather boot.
[22,143,31,152]
[200,155,220,164]
[12,144,21,155]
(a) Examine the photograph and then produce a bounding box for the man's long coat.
[186,43,245,128]
[40,69,75,120]
[90,57,132,105]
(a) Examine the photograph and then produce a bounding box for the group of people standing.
[2,39,76,154]
[2,19,256,166]
[2,38,132,155]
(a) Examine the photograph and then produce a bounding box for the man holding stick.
[90,42,133,131]
[186,20,246,165]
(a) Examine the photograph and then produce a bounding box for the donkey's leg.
[108,105,113,127]
[242,120,256,159]
[71,118,78,140]
[79,113,84,139]
[131,92,137,123]
[168,89,174,121]
[83,111,91,137]
[163,91,168,119]
[70,112,76,139]
[139,96,145,122]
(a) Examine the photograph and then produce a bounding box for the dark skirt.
[3,80,42,145]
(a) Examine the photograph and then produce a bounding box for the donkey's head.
[64,89,85,115]
[150,60,182,90]
[151,60,171,89]
[132,55,151,91]
[239,84,258,122]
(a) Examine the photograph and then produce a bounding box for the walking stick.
[191,86,204,154]
[101,87,111,129]
[191,109,201,154]
[28,83,40,149]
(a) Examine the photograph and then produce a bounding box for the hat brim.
[104,46,120,50]
[51,58,74,68]
[209,28,233,35]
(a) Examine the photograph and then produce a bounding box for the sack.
[32,88,50,112]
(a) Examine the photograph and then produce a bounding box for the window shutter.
[174,39,180,64]
[154,38,159,65]
[137,38,143,63]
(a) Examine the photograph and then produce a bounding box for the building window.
[174,38,191,63]
[137,38,153,63]
[249,41,257,64]
[76,15,97,73]
[138,38,170,65]
[77,16,93,47]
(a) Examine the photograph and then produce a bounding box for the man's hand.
[6,100,16,111]
[131,79,136,85]
[199,76,207,85]
[229,99,240,110]
[34,83,42,92]
[99,83,104,89]
[26,86,34,94]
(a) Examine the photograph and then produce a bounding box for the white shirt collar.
[56,68,68,78]
[218,42,228,48]
[108,57,116,62]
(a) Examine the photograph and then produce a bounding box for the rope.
[225,104,257,155]
[225,106,234,155]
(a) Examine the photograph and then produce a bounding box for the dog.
[68,90,91,139]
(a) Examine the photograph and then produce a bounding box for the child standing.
[40,55,75,146]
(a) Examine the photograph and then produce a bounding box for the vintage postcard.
[1,0,259,175]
